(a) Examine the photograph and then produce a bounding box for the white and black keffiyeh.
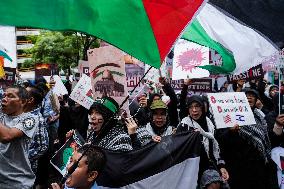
[181,116,222,164]
[87,125,133,152]
[239,108,271,163]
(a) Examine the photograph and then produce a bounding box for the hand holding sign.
[208,92,256,129]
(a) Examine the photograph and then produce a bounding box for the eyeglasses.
[189,105,202,110]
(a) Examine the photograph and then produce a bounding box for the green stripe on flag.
[182,19,236,74]
[0,0,160,68]
[0,51,12,62]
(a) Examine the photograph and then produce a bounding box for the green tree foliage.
[23,31,99,70]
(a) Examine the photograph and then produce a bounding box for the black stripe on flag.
[209,0,284,48]
[97,132,202,188]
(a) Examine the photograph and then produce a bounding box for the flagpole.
[279,69,281,114]
[119,66,153,109]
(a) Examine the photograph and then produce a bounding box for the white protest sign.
[43,75,68,96]
[208,92,256,129]
[70,74,94,109]
[172,39,209,80]
[88,46,129,114]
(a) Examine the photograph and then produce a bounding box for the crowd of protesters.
[0,73,283,189]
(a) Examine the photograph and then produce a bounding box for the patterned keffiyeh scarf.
[239,108,271,163]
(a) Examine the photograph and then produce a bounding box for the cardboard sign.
[88,46,129,113]
[208,92,256,129]
[50,130,85,175]
[170,79,212,92]
[172,39,210,80]
[70,74,94,109]
[227,64,264,83]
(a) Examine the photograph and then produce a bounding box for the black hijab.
[187,95,208,132]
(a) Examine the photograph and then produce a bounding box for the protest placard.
[70,74,94,109]
[78,60,90,76]
[170,79,212,93]
[88,46,129,114]
[208,92,256,129]
[50,130,85,175]
[172,39,210,80]
[227,64,264,83]
[0,67,16,88]
[43,75,68,96]
[35,63,59,79]
[144,60,169,83]
[125,63,145,98]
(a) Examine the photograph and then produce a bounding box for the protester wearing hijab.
[67,97,134,152]
[126,100,175,146]
[216,89,278,189]
[177,95,229,189]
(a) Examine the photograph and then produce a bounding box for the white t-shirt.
[0,111,38,189]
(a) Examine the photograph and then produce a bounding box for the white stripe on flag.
[98,157,200,189]
[197,4,278,74]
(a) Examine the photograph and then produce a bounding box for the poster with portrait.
[88,46,129,114]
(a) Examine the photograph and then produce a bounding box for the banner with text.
[170,79,212,93]
[227,64,264,83]
[70,74,94,109]
[208,92,256,129]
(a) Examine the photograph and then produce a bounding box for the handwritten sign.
[70,74,94,109]
[208,92,256,129]
[227,64,264,83]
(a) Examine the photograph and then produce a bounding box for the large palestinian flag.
[182,3,280,75]
[0,0,205,68]
[210,0,284,49]
[97,132,201,189]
